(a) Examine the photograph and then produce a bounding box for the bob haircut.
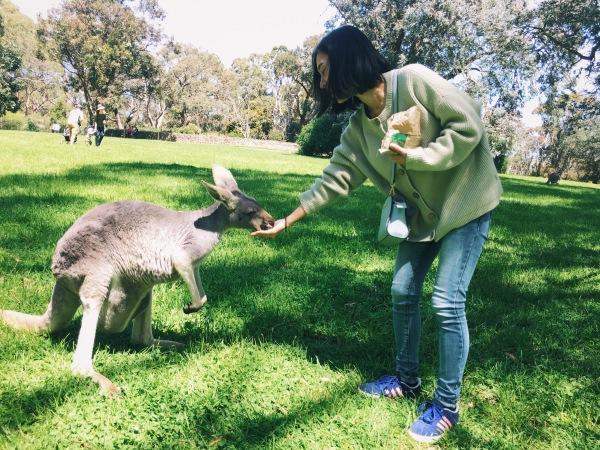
[312,25,392,116]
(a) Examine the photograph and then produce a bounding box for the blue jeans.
[95,129,105,146]
[391,212,491,408]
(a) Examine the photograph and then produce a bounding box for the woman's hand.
[387,142,407,166]
[251,218,287,238]
[251,205,307,239]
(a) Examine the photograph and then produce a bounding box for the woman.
[253,25,502,443]
[94,104,107,147]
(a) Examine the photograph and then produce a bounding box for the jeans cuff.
[434,394,458,410]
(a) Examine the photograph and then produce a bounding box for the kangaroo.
[0,165,274,395]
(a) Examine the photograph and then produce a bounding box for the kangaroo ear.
[202,180,239,210]
[212,165,239,191]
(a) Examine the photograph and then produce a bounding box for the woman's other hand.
[387,142,407,165]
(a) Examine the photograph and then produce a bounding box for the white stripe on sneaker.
[442,416,453,428]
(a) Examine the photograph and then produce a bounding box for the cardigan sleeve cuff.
[299,191,326,215]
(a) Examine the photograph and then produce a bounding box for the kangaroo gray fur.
[0,165,274,395]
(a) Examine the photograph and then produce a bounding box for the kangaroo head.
[202,165,274,231]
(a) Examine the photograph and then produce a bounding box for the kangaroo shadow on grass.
[0,376,86,437]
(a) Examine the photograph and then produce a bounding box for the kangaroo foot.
[131,337,185,351]
[72,363,121,397]
[152,339,185,351]
[183,296,207,314]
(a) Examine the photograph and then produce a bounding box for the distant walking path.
[172,133,298,153]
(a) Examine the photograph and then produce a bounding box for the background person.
[252,25,502,443]
[94,104,107,147]
[65,103,84,145]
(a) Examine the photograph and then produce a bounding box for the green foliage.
[173,123,201,135]
[0,110,26,129]
[248,95,275,139]
[0,30,22,116]
[0,131,598,449]
[520,0,600,93]
[327,0,536,112]
[25,118,39,132]
[539,90,599,181]
[296,112,351,157]
[38,0,162,118]
[267,128,284,141]
[49,101,67,125]
[0,0,64,117]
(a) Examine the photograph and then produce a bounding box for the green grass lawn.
[0,130,598,449]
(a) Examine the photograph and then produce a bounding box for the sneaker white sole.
[358,388,404,399]
[408,429,443,443]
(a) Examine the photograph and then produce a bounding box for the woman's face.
[315,51,349,104]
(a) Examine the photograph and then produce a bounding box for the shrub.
[267,129,285,141]
[0,111,26,130]
[49,101,67,125]
[296,112,352,157]
[103,128,175,141]
[173,123,201,134]
[26,118,40,132]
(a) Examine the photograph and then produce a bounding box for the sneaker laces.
[418,401,444,424]
[376,375,401,389]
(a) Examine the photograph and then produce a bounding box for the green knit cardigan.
[299,63,503,241]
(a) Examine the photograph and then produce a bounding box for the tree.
[327,0,536,112]
[37,0,162,121]
[0,10,22,116]
[0,0,64,117]
[517,0,599,182]
[265,36,319,141]
[538,88,599,179]
[484,108,524,173]
[160,43,226,131]
[518,0,599,94]
[566,115,600,183]
[248,95,275,139]
[223,55,269,138]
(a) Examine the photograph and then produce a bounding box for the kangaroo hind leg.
[71,275,120,396]
[131,290,184,350]
[0,281,79,333]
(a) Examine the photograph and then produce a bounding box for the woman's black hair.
[312,25,392,116]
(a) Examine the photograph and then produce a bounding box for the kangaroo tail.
[0,309,51,333]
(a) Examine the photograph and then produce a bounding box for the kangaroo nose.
[261,219,274,230]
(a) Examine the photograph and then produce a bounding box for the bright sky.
[10,0,335,66]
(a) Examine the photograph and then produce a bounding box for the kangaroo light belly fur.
[0,165,273,395]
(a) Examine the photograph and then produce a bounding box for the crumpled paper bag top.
[380,106,422,152]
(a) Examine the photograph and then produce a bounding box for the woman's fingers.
[388,142,404,154]
[251,218,286,238]
[387,143,407,165]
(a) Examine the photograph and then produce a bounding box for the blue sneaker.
[359,375,421,399]
[408,400,459,443]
